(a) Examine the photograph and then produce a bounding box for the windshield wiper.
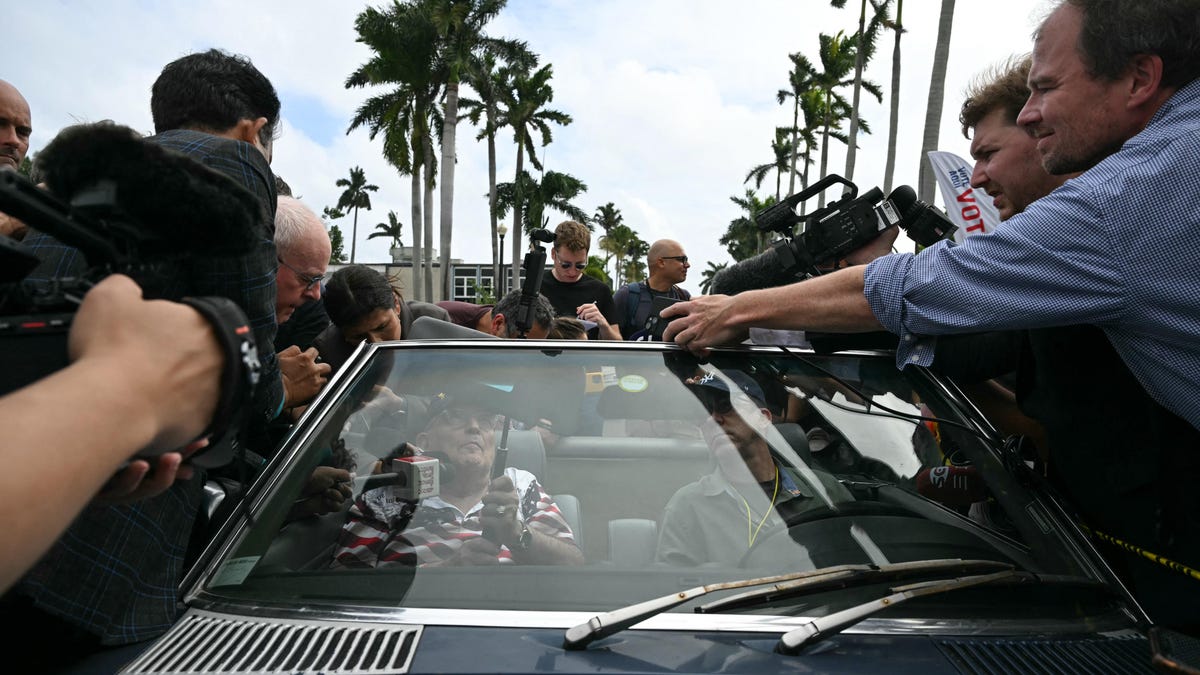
[562,558,1011,651]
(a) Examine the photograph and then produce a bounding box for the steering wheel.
[737,500,916,568]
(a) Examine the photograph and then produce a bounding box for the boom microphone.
[710,246,803,296]
[33,121,262,260]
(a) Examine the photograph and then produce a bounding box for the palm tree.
[461,54,516,290]
[699,261,727,294]
[919,0,956,203]
[591,202,624,280]
[335,166,379,264]
[745,127,796,202]
[831,0,894,181]
[494,169,589,242]
[778,52,817,198]
[347,2,441,298]
[368,210,405,257]
[623,238,650,285]
[883,0,905,193]
[723,190,776,261]
[598,223,638,287]
[428,0,532,301]
[493,64,573,290]
[812,31,856,208]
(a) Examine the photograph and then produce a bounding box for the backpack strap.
[624,281,644,331]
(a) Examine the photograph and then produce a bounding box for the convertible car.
[121,321,1171,674]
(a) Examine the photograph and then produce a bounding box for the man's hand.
[479,475,522,547]
[69,275,223,453]
[288,466,352,519]
[661,294,749,355]
[279,346,330,408]
[576,303,620,340]
[0,211,28,241]
[842,225,900,266]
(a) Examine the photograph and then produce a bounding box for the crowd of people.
[1,0,1198,668]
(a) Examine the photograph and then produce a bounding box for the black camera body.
[0,124,265,466]
[756,174,957,278]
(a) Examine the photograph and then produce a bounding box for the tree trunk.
[787,97,800,197]
[439,81,458,302]
[423,134,435,301]
[884,0,904,194]
[818,90,832,209]
[350,207,359,264]
[919,0,955,204]
[843,0,868,181]
[487,111,499,296]
[410,167,423,302]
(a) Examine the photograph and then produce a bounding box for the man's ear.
[491,313,506,337]
[1126,53,1165,109]
[232,117,271,160]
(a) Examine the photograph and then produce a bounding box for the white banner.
[927,151,1002,242]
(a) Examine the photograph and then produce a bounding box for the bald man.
[0,79,33,240]
[612,239,691,340]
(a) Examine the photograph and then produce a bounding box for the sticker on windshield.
[619,374,648,392]
[211,556,259,587]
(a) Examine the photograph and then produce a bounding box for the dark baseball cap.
[686,370,767,408]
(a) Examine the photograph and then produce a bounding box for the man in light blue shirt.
[664,0,1200,434]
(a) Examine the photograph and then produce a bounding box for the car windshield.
[198,342,1112,620]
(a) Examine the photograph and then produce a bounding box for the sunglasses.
[278,256,326,291]
[662,255,689,264]
[558,261,587,270]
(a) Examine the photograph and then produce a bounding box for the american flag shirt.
[331,468,575,567]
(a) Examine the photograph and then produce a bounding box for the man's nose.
[969,160,989,189]
[0,125,19,147]
[304,283,322,302]
[1016,97,1039,128]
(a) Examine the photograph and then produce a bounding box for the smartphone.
[648,295,682,341]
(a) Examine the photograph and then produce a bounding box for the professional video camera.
[512,227,557,337]
[755,174,957,279]
[0,122,265,467]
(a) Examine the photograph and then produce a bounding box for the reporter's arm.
[0,275,222,592]
[663,267,882,353]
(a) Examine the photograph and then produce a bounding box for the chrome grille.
[936,634,1153,675]
[120,610,422,674]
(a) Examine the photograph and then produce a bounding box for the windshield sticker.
[601,366,618,386]
[619,375,648,393]
[211,556,259,587]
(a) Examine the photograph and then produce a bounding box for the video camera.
[756,174,957,278]
[0,123,265,467]
[513,228,557,337]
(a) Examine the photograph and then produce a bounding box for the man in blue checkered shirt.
[666,0,1200,437]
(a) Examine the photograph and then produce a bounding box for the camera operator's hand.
[661,294,748,356]
[0,211,28,241]
[287,466,353,520]
[279,345,330,408]
[842,224,900,266]
[95,439,206,505]
[70,274,223,452]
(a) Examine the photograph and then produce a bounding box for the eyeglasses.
[662,255,689,264]
[278,256,326,291]
[436,407,505,433]
[558,261,587,270]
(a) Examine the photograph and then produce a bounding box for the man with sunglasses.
[540,220,621,340]
[333,396,583,567]
[656,371,850,567]
[613,239,692,340]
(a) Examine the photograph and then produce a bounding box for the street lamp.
[497,223,509,295]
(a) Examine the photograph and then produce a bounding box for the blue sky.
[10,0,1053,292]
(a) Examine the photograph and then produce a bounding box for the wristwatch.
[517,523,533,551]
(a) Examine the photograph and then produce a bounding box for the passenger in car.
[656,371,851,567]
[330,397,584,567]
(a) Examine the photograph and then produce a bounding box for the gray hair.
[493,289,555,338]
[274,195,324,255]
